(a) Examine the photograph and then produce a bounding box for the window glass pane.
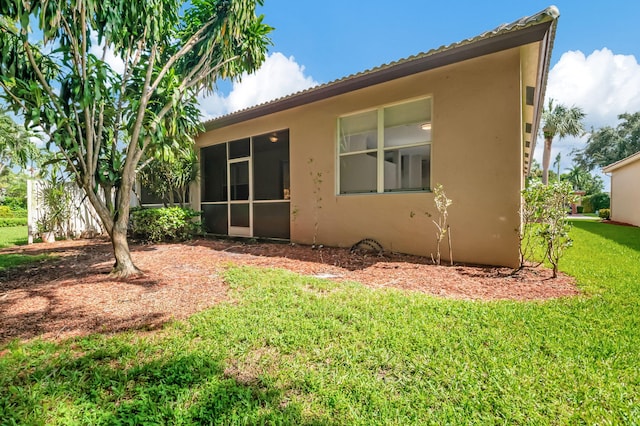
[229,161,249,200]
[383,145,431,192]
[384,98,432,148]
[229,138,250,159]
[340,153,377,194]
[201,144,227,202]
[253,130,290,200]
[254,203,290,239]
[339,110,378,153]
[201,204,228,234]
[230,203,250,227]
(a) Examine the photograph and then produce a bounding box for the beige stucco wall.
[609,160,640,226]
[196,47,526,267]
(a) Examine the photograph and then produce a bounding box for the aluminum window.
[338,97,432,194]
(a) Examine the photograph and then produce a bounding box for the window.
[338,97,432,194]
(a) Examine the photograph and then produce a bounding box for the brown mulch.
[0,238,580,344]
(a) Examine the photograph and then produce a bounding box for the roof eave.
[602,151,640,173]
[204,14,556,132]
[524,11,559,175]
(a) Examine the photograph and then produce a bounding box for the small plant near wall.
[409,184,454,265]
[519,181,577,278]
[431,184,453,266]
[598,208,611,220]
[308,158,323,248]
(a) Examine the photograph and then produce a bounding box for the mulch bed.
[0,238,579,344]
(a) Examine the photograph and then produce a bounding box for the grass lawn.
[1,220,638,424]
[0,225,28,248]
[0,225,51,271]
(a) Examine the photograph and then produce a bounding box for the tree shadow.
[190,237,433,272]
[570,220,640,253]
[0,240,166,344]
[3,346,334,425]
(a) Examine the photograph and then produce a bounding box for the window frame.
[337,96,433,195]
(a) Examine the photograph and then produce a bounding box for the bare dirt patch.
[0,238,579,344]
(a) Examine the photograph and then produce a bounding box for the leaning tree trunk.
[541,136,553,185]
[82,176,142,278]
[110,220,141,277]
[109,177,143,277]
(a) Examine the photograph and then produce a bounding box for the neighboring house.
[602,151,640,227]
[193,7,559,268]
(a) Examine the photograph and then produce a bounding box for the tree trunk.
[109,172,143,277]
[110,222,141,277]
[541,136,553,185]
[80,177,142,278]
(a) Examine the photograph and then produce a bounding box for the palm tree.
[541,100,585,185]
[565,164,589,191]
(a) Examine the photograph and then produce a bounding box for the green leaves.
[0,0,271,272]
[574,112,640,170]
[521,181,577,277]
[0,111,40,172]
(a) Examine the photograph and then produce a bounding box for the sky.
[198,1,640,186]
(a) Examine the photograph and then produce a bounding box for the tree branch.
[21,38,88,176]
[147,16,218,97]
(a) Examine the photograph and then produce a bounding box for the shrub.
[576,206,584,214]
[130,207,201,242]
[520,181,577,278]
[590,192,611,211]
[2,196,27,211]
[0,218,27,227]
[0,206,13,218]
[0,205,28,219]
[599,208,611,220]
[581,196,594,213]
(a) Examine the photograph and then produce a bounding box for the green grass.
[0,225,50,271]
[0,253,50,271]
[0,225,28,248]
[1,220,639,424]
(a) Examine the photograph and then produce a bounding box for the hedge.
[0,218,28,227]
[130,207,201,242]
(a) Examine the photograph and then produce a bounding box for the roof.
[202,7,560,175]
[204,6,559,132]
[602,151,640,173]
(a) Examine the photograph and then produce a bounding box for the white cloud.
[89,33,125,75]
[198,52,319,120]
[536,49,640,187]
[546,48,640,128]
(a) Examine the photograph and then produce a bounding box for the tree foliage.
[563,164,604,195]
[138,147,198,207]
[0,0,272,276]
[574,112,640,170]
[0,110,39,176]
[520,181,577,278]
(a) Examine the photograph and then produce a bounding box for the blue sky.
[199,1,640,182]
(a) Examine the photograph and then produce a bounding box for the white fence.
[27,179,106,243]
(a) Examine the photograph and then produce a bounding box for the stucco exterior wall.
[196,47,524,267]
[609,159,640,226]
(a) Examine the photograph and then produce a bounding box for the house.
[602,151,640,226]
[193,7,559,268]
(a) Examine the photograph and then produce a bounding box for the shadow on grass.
[2,346,326,425]
[570,220,640,253]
